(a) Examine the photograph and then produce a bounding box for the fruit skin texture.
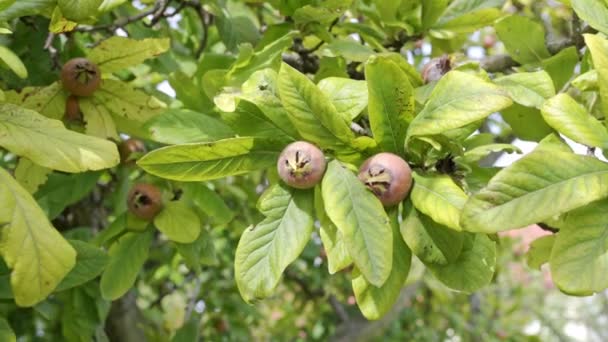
[127,183,163,221]
[64,95,82,122]
[61,58,101,96]
[358,152,413,207]
[119,138,146,164]
[277,141,326,189]
[421,55,451,84]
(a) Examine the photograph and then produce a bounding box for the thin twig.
[75,0,164,32]
[185,276,203,320]
[43,33,60,70]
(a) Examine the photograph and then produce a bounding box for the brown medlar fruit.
[64,95,82,122]
[277,141,326,189]
[61,57,101,96]
[127,183,163,221]
[358,152,412,207]
[119,138,146,164]
[421,55,451,84]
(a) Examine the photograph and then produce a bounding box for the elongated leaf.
[428,233,496,293]
[146,109,234,144]
[79,97,119,140]
[221,99,293,143]
[317,77,368,120]
[182,183,234,225]
[0,104,119,172]
[584,34,608,117]
[55,240,109,292]
[501,104,554,142]
[278,63,354,149]
[541,46,578,91]
[353,208,411,320]
[572,0,608,36]
[461,135,608,232]
[234,184,314,302]
[0,318,15,342]
[541,93,608,149]
[58,0,101,21]
[321,160,392,286]
[14,158,50,194]
[9,82,66,120]
[411,173,468,231]
[458,144,521,165]
[0,0,54,22]
[137,137,282,181]
[88,37,170,73]
[494,15,550,64]
[549,199,608,295]
[100,231,153,300]
[494,70,555,109]
[153,201,201,243]
[35,171,101,220]
[315,186,352,274]
[401,202,464,266]
[406,71,512,139]
[94,80,165,122]
[0,45,27,79]
[0,168,76,307]
[365,56,414,155]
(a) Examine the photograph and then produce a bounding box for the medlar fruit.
[127,183,163,221]
[421,55,451,84]
[119,138,146,164]
[358,152,412,207]
[64,95,82,122]
[277,141,326,189]
[61,57,101,96]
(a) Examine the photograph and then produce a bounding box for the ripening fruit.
[358,152,412,207]
[64,95,82,122]
[61,57,101,96]
[119,138,146,164]
[127,183,163,221]
[421,55,451,84]
[277,141,326,189]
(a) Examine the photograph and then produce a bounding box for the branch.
[43,33,60,70]
[75,0,165,32]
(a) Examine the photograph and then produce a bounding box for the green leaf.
[0,167,76,307]
[401,202,464,266]
[0,0,16,11]
[182,183,234,225]
[14,158,50,194]
[58,0,102,21]
[0,104,118,173]
[174,228,217,271]
[458,144,522,165]
[61,284,107,342]
[94,80,165,122]
[541,93,608,149]
[461,135,608,233]
[571,0,608,36]
[7,82,66,120]
[494,70,555,108]
[321,160,392,286]
[352,208,411,320]
[153,201,201,243]
[98,0,127,12]
[541,46,578,91]
[0,0,54,22]
[278,63,355,150]
[365,56,415,155]
[501,104,554,142]
[428,233,496,293]
[584,34,608,117]
[410,173,468,231]
[376,52,423,87]
[315,186,352,274]
[0,318,15,342]
[0,45,27,79]
[422,0,448,29]
[234,184,314,302]
[79,97,119,140]
[317,77,368,120]
[100,231,153,300]
[221,99,293,143]
[526,235,554,270]
[324,39,374,63]
[35,171,101,220]
[49,6,77,34]
[494,15,551,64]
[145,109,234,145]
[433,8,502,35]
[549,199,608,295]
[55,240,109,292]
[88,37,170,73]
[137,137,282,182]
[406,71,512,139]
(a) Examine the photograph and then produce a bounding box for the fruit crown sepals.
[132,191,151,209]
[75,62,98,84]
[285,150,312,178]
[364,165,392,195]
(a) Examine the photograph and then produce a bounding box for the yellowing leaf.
[88,37,170,73]
[0,104,119,173]
[0,168,76,307]
[0,45,27,79]
[94,80,165,122]
[79,97,119,140]
[14,158,50,194]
